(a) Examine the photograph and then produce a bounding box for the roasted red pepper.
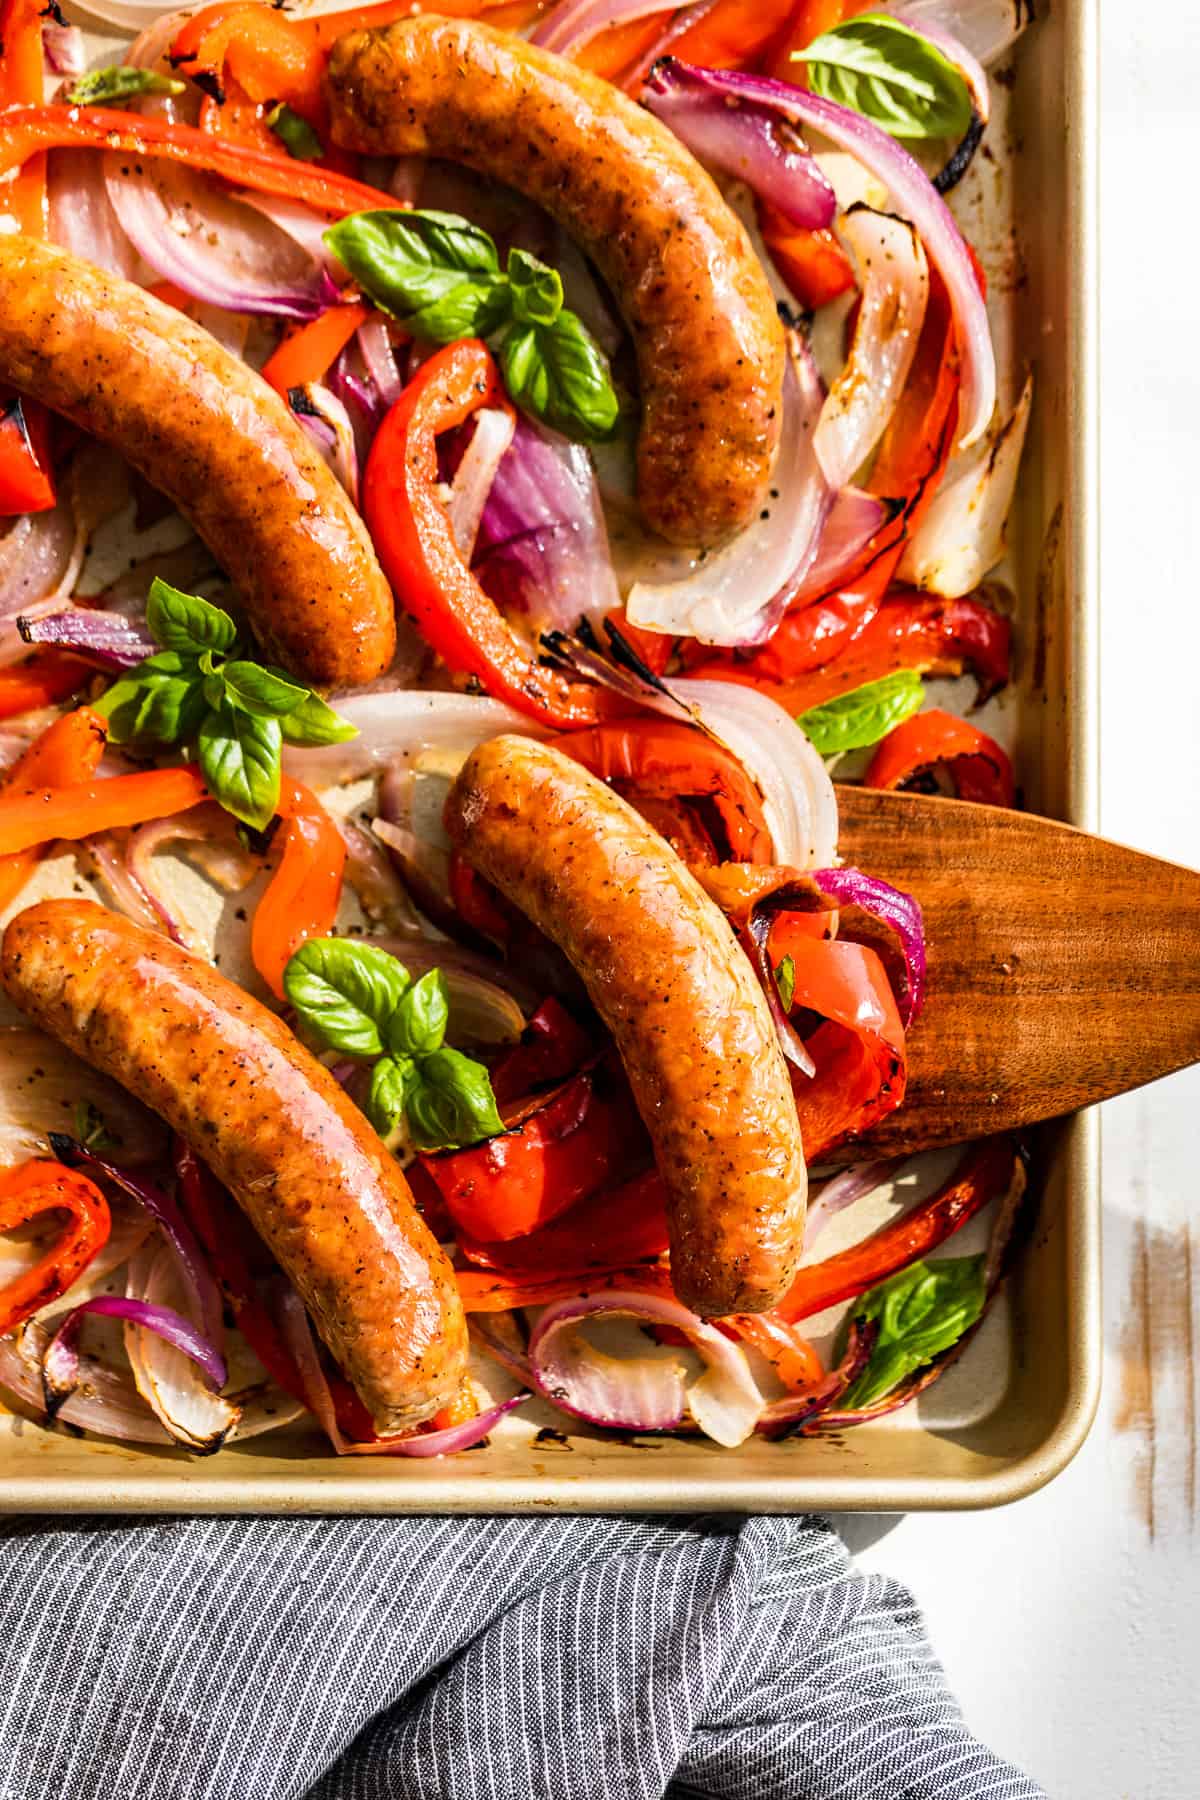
[864,707,1015,806]
[457,1167,668,1274]
[722,1313,825,1391]
[776,1139,1016,1323]
[251,778,346,999]
[0,389,55,515]
[422,1059,649,1243]
[0,1159,110,1335]
[0,0,48,236]
[0,650,92,721]
[772,931,907,1160]
[364,341,623,727]
[260,303,372,399]
[557,720,774,864]
[490,998,594,1106]
[458,1261,677,1313]
[759,210,856,311]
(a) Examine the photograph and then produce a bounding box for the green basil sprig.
[66,67,185,107]
[93,580,356,831]
[792,13,972,141]
[323,209,619,443]
[284,938,504,1151]
[797,669,924,757]
[836,1255,986,1411]
[266,102,323,163]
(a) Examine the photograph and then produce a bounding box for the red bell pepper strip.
[759,209,856,311]
[250,777,346,999]
[458,1261,677,1313]
[174,1141,311,1406]
[665,0,802,72]
[363,341,624,727]
[864,707,1015,806]
[773,932,907,1160]
[557,720,774,864]
[260,303,372,399]
[758,592,1012,718]
[0,390,55,515]
[0,705,108,913]
[0,106,401,218]
[447,849,524,949]
[775,1139,1016,1323]
[721,1313,825,1391]
[456,1167,669,1274]
[692,862,833,937]
[633,797,720,865]
[0,650,92,721]
[422,1059,650,1244]
[0,1159,111,1335]
[0,0,49,236]
[490,997,594,1106]
[0,764,208,856]
[605,607,675,677]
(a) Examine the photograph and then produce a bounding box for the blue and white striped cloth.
[0,1513,1043,1799]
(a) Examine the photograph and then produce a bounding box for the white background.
[849,4,1200,1793]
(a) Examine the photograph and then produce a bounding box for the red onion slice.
[447,408,517,562]
[780,488,899,612]
[528,1289,764,1446]
[357,313,405,408]
[883,0,1024,70]
[42,21,87,74]
[898,374,1032,597]
[814,207,929,489]
[0,1320,170,1443]
[42,1293,226,1417]
[534,0,683,54]
[283,691,543,790]
[804,1159,906,1251]
[812,865,926,1024]
[757,1318,877,1432]
[645,60,996,449]
[17,607,156,669]
[625,331,826,645]
[123,1237,240,1453]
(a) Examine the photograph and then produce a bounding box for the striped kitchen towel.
[0,1512,1043,1800]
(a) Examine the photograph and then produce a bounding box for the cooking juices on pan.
[0,0,1030,1456]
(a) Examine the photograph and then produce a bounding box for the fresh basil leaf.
[386,968,449,1061]
[283,938,411,1059]
[66,67,185,107]
[197,701,281,831]
[324,209,510,342]
[72,1099,116,1154]
[266,102,323,163]
[365,1053,417,1139]
[146,579,239,658]
[496,308,619,443]
[405,1046,504,1152]
[507,246,563,328]
[221,661,311,720]
[838,1255,987,1410]
[279,691,358,747]
[793,13,972,141]
[93,651,206,746]
[797,670,924,756]
[775,954,796,1014]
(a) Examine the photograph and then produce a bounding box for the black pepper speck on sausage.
[0,236,395,690]
[0,900,465,1434]
[325,16,786,548]
[444,736,807,1314]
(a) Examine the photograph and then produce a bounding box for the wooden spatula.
[831,788,1200,1158]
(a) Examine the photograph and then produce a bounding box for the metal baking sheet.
[0,0,1101,1510]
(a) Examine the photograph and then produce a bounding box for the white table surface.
[844,6,1200,1794]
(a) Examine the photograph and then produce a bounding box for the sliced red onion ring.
[104,156,332,319]
[357,313,405,408]
[42,21,87,75]
[534,0,684,55]
[48,1134,224,1356]
[781,488,900,612]
[474,415,620,638]
[240,190,343,274]
[47,146,143,281]
[42,1294,226,1418]
[888,11,990,192]
[883,0,1025,71]
[528,1288,764,1446]
[815,207,929,490]
[0,1025,165,1170]
[0,1320,171,1443]
[17,607,156,670]
[804,1159,905,1251]
[447,408,517,562]
[288,382,360,503]
[283,691,543,790]
[643,62,835,229]
[757,1318,877,1433]
[625,330,826,645]
[666,677,839,869]
[898,375,1032,597]
[812,866,926,1025]
[123,1237,239,1452]
[277,1288,529,1456]
[0,497,81,633]
[645,60,996,448]
[78,832,166,936]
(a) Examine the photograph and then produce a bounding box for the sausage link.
[326,17,786,549]
[0,900,466,1434]
[0,236,394,690]
[444,736,807,1314]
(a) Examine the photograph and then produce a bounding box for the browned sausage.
[326,17,786,549]
[0,236,394,690]
[0,899,466,1434]
[444,736,807,1314]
